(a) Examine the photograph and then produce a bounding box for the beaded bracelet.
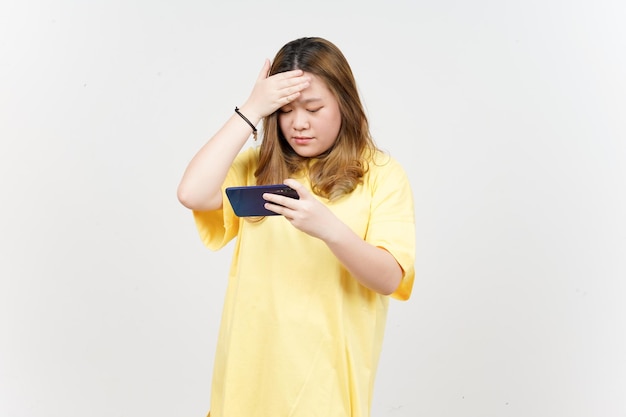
[235,107,258,141]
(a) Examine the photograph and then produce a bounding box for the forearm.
[177,62,311,211]
[324,222,402,295]
[177,109,259,211]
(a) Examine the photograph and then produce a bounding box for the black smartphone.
[225,184,299,217]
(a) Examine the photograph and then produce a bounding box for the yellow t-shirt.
[193,147,415,417]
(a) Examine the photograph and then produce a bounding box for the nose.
[292,109,310,130]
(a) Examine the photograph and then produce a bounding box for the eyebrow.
[281,97,323,110]
[300,97,323,104]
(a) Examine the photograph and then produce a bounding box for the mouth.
[292,136,314,145]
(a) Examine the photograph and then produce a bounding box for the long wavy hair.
[255,37,378,201]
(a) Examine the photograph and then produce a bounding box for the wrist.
[237,104,262,126]
[234,107,258,141]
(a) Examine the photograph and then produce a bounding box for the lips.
[292,136,313,145]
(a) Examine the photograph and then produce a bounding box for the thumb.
[256,58,271,81]
[283,179,307,198]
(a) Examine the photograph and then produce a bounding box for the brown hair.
[255,37,378,201]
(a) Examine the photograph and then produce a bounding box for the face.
[278,73,342,158]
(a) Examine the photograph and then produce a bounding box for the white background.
[1,1,625,416]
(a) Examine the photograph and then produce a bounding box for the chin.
[294,148,324,158]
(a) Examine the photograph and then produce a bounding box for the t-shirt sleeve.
[191,147,257,251]
[366,157,416,300]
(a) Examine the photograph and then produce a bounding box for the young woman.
[178,36,415,417]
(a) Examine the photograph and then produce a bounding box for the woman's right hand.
[177,60,309,212]
[238,59,310,122]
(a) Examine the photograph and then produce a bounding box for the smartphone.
[225,184,299,217]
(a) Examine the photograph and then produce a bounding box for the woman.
[178,36,415,417]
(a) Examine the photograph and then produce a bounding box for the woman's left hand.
[265,178,402,295]
[263,178,341,241]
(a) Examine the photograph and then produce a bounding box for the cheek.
[324,103,342,135]
[327,113,342,138]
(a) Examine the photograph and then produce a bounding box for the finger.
[264,200,296,218]
[276,68,304,81]
[281,92,300,106]
[280,81,310,106]
[263,202,282,215]
[279,74,310,90]
[283,179,307,197]
[286,80,310,95]
[273,71,309,92]
[262,192,295,209]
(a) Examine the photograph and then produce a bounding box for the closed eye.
[307,107,322,113]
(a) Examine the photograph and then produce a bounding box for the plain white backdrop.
[1,1,625,416]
